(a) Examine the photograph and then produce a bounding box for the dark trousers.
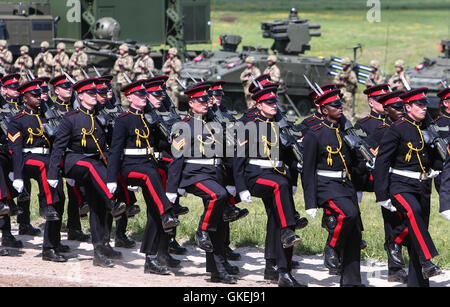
[66,183,82,231]
[380,206,406,271]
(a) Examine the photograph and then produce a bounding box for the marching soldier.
[48,78,127,268]
[106,80,180,274]
[69,41,88,82]
[2,73,22,112]
[333,57,357,121]
[167,84,238,284]
[300,84,337,131]
[34,41,54,78]
[374,88,443,287]
[264,55,281,83]
[53,43,70,76]
[8,80,67,262]
[134,46,155,80]
[114,44,134,110]
[302,89,364,287]
[14,46,33,83]
[240,56,261,109]
[162,47,182,109]
[388,60,411,91]
[433,87,450,193]
[0,40,13,74]
[365,60,384,86]
[233,85,304,287]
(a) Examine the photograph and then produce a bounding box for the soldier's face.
[322,104,343,121]
[96,92,107,105]
[80,91,98,109]
[386,105,404,121]
[128,93,147,110]
[24,92,41,109]
[368,98,385,114]
[395,66,403,73]
[55,87,72,101]
[211,95,222,106]
[148,93,164,109]
[406,102,427,121]
[443,98,450,112]
[41,91,49,101]
[6,87,20,98]
[257,101,277,118]
[189,98,208,115]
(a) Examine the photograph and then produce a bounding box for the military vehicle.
[178,8,333,114]
[406,39,450,110]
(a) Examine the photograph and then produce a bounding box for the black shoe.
[68,229,90,242]
[211,271,237,284]
[168,238,187,255]
[229,207,249,223]
[93,247,115,268]
[162,213,180,232]
[388,268,408,283]
[40,205,60,222]
[384,241,405,267]
[54,244,70,253]
[422,260,442,279]
[110,201,127,220]
[225,246,241,261]
[172,203,189,216]
[195,229,213,252]
[144,256,171,275]
[17,190,30,202]
[224,261,240,275]
[115,233,136,249]
[292,260,300,269]
[42,249,67,262]
[360,240,368,250]
[126,204,141,218]
[8,201,23,216]
[18,224,41,236]
[295,217,309,230]
[1,232,23,248]
[280,228,302,248]
[103,243,123,259]
[223,203,240,222]
[0,248,9,256]
[278,272,307,287]
[264,266,279,282]
[157,253,181,268]
[79,203,90,217]
[324,245,342,275]
[0,202,10,216]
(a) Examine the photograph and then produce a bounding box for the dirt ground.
[0,228,448,288]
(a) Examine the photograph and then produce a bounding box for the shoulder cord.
[258,118,286,176]
[24,112,51,147]
[192,116,221,156]
[322,122,350,179]
[54,99,70,112]
[404,118,428,179]
[129,110,157,162]
[369,114,386,125]
[78,108,107,165]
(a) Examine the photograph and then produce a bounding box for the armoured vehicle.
[178,8,333,114]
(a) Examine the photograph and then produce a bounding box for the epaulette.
[306,115,316,123]
[359,116,371,124]
[119,111,129,118]
[312,123,324,132]
[66,110,80,117]
[394,119,406,126]
[14,111,25,120]
[434,116,443,124]
[244,107,256,114]
[377,124,387,130]
[183,115,191,122]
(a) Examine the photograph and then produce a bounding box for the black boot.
[1,231,23,248]
[225,246,241,261]
[278,271,307,287]
[40,205,60,222]
[42,249,67,262]
[280,228,302,248]
[144,255,171,275]
[161,213,180,232]
[324,245,342,275]
[0,201,10,216]
[68,229,90,242]
[115,232,136,248]
[224,261,240,275]
[228,207,249,223]
[125,204,141,218]
[54,243,71,253]
[223,203,240,222]
[103,243,123,259]
[388,268,408,283]
[0,248,9,256]
[109,201,127,221]
[168,238,187,255]
[295,217,309,230]
[384,241,405,267]
[7,200,23,216]
[18,224,41,236]
[422,260,442,279]
[93,246,114,268]
[195,229,213,252]
[172,203,189,216]
[157,253,181,268]
[264,259,279,282]
[210,271,237,284]
[79,202,90,219]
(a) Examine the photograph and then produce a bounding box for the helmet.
[245,56,256,64]
[168,47,178,55]
[0,40,7,47]
[341,57,351,65]
[20,45,29,53]
[119,44,129,52]
[57,42,66,50]
[395,59,404,68]
[138,46,149,54]
[370,60,379,68]
[94,17,121,40]
[74,41,84,49]
[267,55,277,63]
[40,41,50,49]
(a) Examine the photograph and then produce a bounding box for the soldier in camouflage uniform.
[53,43,70,76]
[114,44,135,110]
[0,40,13,74]
[240,56,261,109]
[333,57,357,121]
[134,46,155,80]
[14,46,33,83]
[388,60,411,91]
[34,41,54,78]
[264,55,281,83]
[365,60,384,86]
[69,41,88,82]
[162,47,182,109]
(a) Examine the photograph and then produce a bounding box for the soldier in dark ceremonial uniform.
[300,84,336,131]
[233,85,303,287]
[302,89,364,287]
[374,88,443,287]
[439,146,450,220]
[7,80,67,262]
[166,84,238,284]
[49,74,90,242]
[106,80,180,274]
[48,78,127,268]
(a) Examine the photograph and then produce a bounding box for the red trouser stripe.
[393,194,432,260]
[6,185,11,200]
[25,159,52,205]
[75,161,113,199]
[194,182,217,231]
[256,178,287,228]
[327,200,346,248]
[128,172,164,215]
[158,168,167,191]
[395,227,409,245]
[72,186,82,206]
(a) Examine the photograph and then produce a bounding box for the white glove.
[292,186,297,195]
[65,178,76,187]
[13,179,24,193]
[177,188,187,197]
[357,191,363,204]
[366,161,375,170]
[107,182,117,194]
[8,172,14,181]
[239,190,252,203]
[427,169,441,179]
[47,180,59,188]
[377,199,397,212]
[441,210,450,221]
[166,192,178,203]
[226,186,236,197]
[306,208,318,219]
[128,185,140,192]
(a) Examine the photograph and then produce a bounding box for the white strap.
[23,147,50,155]
[390,168,428,180]
[185,158,222,166]
[316,170,346,179]
[248,159,283,168]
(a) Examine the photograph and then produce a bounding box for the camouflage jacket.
[133,55,155,80]
[114,54,134,84]
[333,67,357,93]
[264,64,281,83]
[53,51,70,73]
[34,51,54,77]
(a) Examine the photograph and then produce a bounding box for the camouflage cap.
[138,45,149,54]
[40,41,50,49]
[20,45,29,53]
[0,40,7,47]
[57,42,66,50]
[395,59,404,68]
[370,59,379,68]
[245,56,256,64]
[341,57,351,65]
[168,47,178,55]
[119,44,129,52]
[267,55,277,63]
[74,41,84,48]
